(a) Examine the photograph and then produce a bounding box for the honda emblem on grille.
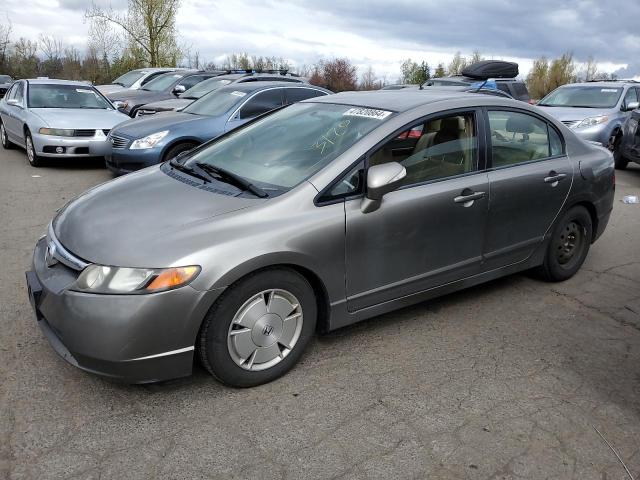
[45,242,58,267]
[262,324,274,336]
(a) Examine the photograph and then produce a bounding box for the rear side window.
[239,89,284,119]
[488,110,552,167]
[285,88,326,104]
[512,83,529,100]
[179,75,207,90]
[496,83,510,94]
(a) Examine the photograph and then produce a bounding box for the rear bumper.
[27,238,222,383]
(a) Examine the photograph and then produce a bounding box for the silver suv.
[537,80,640,168]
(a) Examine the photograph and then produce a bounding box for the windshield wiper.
[169,157,210,183]
[195,162,268,198]
[181,96,198,100]
[112,81,125,87]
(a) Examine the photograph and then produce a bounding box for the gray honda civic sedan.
[26,90,614,387]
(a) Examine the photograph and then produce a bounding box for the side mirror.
[173,85,186,95]
[361,162,406,214]
[6,98,21,107]
[112,100,127,112]
[625,101,639,112]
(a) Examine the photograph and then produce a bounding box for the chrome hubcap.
[556,221,583,265]
[26,136,34,163]
[227,289,303,371]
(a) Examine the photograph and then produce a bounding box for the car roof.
[563,81,637,88]
[25,78,95,86]
[309,89,508,112]
[216,81,325,93]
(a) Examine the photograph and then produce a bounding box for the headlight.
[39,128,75,136]
[575,116,609,129]
[129,130,169,149]
[72,264,200,294]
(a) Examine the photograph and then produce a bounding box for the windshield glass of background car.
[142,73,184,91]
[186,103,391,192]
[112,70,145,87]
[182,79,232,98]
[28,85,113,109]
[182,89,246,116]
[540,86,623,108]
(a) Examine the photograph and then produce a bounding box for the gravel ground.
[1,148,639,480]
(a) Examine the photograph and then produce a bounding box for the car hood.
[96,84,126,95]
[113,112,211,138]
[537,106,610,122]
[142,98,194,111]
[30,108,130,129]
[53,166,260,267]
[107,89,171,103]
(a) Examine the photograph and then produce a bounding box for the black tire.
[198,268,317,387]
[0,121,13,149]
[25,130,43,167]
[537,205,592,282]
[163,142,198,162]
[610,132,628,170]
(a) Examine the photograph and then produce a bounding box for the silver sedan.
[0,79,129,166]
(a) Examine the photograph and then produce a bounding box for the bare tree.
[359,65,379,90]
[86,0,181,67]
[0,16,12,71]
[433,63,446,78]
[447,52,467,76]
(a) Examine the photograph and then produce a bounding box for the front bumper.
[27,237,222,383]
[105,144,164,175]
[32,132,109,158]
[570,125,608,146]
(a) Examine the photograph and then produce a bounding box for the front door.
[344,110,489,312]
[483,109,573,270]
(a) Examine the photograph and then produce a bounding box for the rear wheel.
[198,268,317,387]
[163,142,198,162]
[25,131,43,167]
[537,205,592,282]
[1,121,13,149]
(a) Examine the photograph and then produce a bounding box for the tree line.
[0,0,619,98]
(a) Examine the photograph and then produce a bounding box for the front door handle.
[544,171,567,187]
[454,189,485,207]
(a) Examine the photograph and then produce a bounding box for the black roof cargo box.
[462,60,519,80]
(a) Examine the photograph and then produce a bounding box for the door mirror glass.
[173,84,186,95]
[361,162,406,213]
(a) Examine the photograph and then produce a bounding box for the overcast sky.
[3,0,640,81]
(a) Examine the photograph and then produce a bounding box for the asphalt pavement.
[1,148,639,480]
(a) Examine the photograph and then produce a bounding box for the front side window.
[539,86,623,108]
[488,110,552,167]
[286,88,327,104]
[186,102,389,193]
[369,112,478,186]
[13,82,25,103]
[142,73,185,92]
[323,162,364,200]
[623,88,638,109]
[28,84,112,109]
[239,89,284,119]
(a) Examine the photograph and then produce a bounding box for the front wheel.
[163,142,198,162]
[198,268,317,387]
[609,133,628,170]
[1,121,13,149]
[537,206,592,282]
[25,131,43,167]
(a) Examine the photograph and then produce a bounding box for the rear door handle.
[454,190,485,207]
[544,172,567,186]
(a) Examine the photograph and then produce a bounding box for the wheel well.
[572,201,598,242]
[162,140,200,161]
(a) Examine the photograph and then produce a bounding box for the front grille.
[110,135,129,149]
[74,129,98,137]
[561,120,580,128]
[102,129,110,136]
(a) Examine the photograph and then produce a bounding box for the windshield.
[539,86,623,108]
[142,73,184,92]
[182,88,246,116]
[111,70,145,87]
[28,84,112,109]
[0,75,12,83]
[185,102,391,193]
[181,78,232,99]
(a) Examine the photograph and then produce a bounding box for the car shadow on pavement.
[39,156,107,170]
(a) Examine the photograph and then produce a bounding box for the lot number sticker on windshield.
[230,91,247,97]
[343,107,392,120]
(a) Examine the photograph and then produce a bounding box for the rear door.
[224,88,285,132]
[483,108,572,270]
